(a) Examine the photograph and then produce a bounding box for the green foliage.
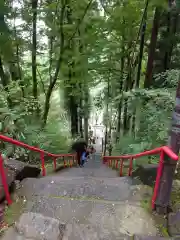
[0,84,71,161]
[0,0,179,163]
[0,0,104,156]
[113,70,176,155]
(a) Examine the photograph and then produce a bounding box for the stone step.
[2,153,162,239]
[1,212,160,240]
[17,175,152,203]
[23,193,158,236]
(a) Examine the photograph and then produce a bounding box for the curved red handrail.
[0,135,74,158]
[0,134,76,205]
[103,146,178,161]
[102,145,178,210]
[162,146,178,160]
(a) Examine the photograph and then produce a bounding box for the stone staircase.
[1,154,173,239]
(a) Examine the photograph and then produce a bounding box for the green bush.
[0,103,72,163]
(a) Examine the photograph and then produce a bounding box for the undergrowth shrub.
[0,92,72,163]
[111,70,179,168]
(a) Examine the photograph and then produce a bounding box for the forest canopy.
[0,0,179,159]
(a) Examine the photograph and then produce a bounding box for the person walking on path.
[71,140,87,166]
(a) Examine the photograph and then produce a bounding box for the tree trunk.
[116,19,125,142]
[42,1,66,127]
[116,54,124,142]
[15,38,24,97]
[144,7,161,88]
[79,99,83,137]
[32,0,38,99]
[164,9,178,70]
[66,2,79,137]
[103,74,110,155]
[123,57,132,135]
[78,28,84,138]
[103,126,108,156]
[83,83,89,143]
[84,117,88,144]
[123,99,129,135]
[70,99,78,136]
[132,1,148,136]
[136,23,147,87]
[0,57,12,108]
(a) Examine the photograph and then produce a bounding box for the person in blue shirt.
[80,151,87,167]
[71,140,87,166]
[80,146,96,167]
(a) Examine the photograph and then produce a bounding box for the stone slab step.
[23,196,158,236]
[1,212,65,240]
[62,223,132,240]
[1,212,160,240]
[17,176,152,203]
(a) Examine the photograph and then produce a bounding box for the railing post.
[113,160,116,169]
[72,155,76,165]
[0,154,12,205]
[40,152,46,176]
[53,157,57,171]
[151,150,164,210]
[128,157,133,176]
[63,156,66,167]
[112,160,114,169]
[75,154,78,165]
[120,159,123,177]
[116,160,118,169]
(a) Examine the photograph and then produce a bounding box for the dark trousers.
[77,151,82,165]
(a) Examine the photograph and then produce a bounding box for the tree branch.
[50,0,94,90]
[42,0,94,126]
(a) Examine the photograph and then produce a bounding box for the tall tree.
[144,7,161,88]
[32,0,38,100]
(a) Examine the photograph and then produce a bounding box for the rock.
[134,235,173,240]
[4,159,41,181]
[172,180,180,191]
[0,168,16,202]
[15,212,66,240]
[132,164,158,186]
[168,209,180,237]
[173,203,180,213]
[1,227,26,240]
[14,180,21,190]
[0,159,40,202]
[63,223,132,240]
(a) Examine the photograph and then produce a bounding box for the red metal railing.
[102,146,178,210]
[0,134,76,205]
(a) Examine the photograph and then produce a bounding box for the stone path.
[1,153,164,240]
